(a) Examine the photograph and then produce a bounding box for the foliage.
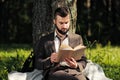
[0,44,120,80]
[0,0,33,43]
[1,0,120,45]
[0,44,32,80]
[86,43,120,80]
[77,0,120,45]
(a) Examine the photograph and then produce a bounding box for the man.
[34,7,87,80]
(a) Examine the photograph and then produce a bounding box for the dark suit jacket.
[34,32,87,77]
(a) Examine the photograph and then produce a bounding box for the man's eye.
[60,22,63,24]
[65,22,68,24]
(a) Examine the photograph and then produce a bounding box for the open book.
[57,44,86,62]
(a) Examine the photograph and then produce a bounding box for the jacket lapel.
[68,33,79,48]
[68,33,75,48]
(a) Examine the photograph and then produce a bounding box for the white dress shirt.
[54,31,69,53]
[54,31,69,66]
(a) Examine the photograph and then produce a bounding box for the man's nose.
[62,24,67,28]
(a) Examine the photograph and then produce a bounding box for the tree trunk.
[33,0,77,47]
[51,0,77,33]
[33,0,53,46]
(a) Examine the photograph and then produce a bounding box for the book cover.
[57,44,86,62]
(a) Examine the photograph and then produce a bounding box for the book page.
[59,44,73,50]
[71,48,85,60]
[74,45,86,51]
[57,50,74,62]
[57,44,86,62]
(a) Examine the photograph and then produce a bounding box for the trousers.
[47,65,87,80]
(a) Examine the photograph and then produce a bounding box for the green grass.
[86,44,120,80]
[0,44,120,80]
[0,44,32,80]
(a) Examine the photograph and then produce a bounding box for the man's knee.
[48,70,85,80]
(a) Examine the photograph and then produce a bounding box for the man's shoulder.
[40,32,54,40]
[68,32,82,38]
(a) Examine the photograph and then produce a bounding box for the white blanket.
[8,69,43,80]
[82,60,112,80]
[8,61,112,80]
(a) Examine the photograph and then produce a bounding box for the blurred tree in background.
[0,0,32,44]
[0,0,120,45]
[77,0,120,45]
[32,0,77,47]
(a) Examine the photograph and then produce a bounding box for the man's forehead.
[55,15,70,21]
[56,15,70,18]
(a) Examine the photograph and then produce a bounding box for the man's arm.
[76,34,87,71]
[34,38,53,70]
[68,34,87,71]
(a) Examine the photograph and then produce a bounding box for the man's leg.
[48,70,86,80]
[74,73,87,80]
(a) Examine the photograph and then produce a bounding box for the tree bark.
[51,0,77,33]
[33,0,77,47]
[33,0,53,46]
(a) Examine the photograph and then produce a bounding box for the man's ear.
[53,19,55,24]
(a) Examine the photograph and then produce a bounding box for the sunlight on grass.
[86,44,120,66]
[0,44,120,80]
[0,44,32,80]
[86,44,120,80]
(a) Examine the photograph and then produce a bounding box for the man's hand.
[65,57,78,68]
[50,53,58,63]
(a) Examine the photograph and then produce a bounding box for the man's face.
[54,15,70,35]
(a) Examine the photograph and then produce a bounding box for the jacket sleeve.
[76,35,87,71]
[34,37,54,70]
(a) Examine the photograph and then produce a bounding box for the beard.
[55,25,69,35]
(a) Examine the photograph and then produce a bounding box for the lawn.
[0,44,120,80]
[86,44,120,80]
[0,44,32,80]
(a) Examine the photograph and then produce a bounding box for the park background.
[0,0,120,80]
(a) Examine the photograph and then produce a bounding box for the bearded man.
[34,7,87,80]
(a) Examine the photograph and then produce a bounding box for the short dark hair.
[54,7,69,18]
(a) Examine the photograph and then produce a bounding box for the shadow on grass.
[101,64,120,80]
